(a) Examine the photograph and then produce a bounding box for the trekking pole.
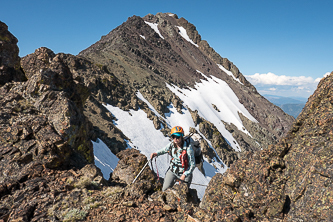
[177,179,208,187]
[132,158,151,184]
[190,183,208,187]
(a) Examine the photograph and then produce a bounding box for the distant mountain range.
[263,94,307,118]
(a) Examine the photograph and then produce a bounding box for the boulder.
[112,149,155,185]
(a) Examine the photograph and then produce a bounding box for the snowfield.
[92,138,119,181]
[92,73,258,199]
[144,21,165,39]
[176,25,199,47]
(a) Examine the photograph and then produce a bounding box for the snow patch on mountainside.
[217,64,243,85]
[144,21,164,39]
[176,26,198,47]
[92,138,119,180]
[166,71,257,152]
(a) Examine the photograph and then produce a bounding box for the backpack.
[184,132,203,165]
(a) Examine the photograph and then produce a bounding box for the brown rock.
[0,21,25,86]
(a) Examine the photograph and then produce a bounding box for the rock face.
[0,42,101,221]
[0,21,26,85]
[200,72,333,221]
[22,47,136,155]
[20,47,94,164]
[112,149,155,185]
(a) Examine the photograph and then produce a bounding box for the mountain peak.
[78,13,294,147]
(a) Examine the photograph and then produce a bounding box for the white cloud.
[245,72,314,86]
[245,72,330,98]
[315,72,331,82]
[315,78,322,83]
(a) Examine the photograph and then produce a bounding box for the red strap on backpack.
[180,149,188,172]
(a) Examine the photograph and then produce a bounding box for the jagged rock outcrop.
[55,52,135,154]
[200,72,333,221]
[23,47,139,155]
[20,47,94,163]
[0,42,104,221]
[0,21,26,85]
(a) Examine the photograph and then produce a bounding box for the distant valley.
[263,94,307,118]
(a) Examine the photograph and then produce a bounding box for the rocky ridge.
[0,21,26,85]
[0,28,105,220]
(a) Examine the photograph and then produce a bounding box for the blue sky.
[2,0,332,98]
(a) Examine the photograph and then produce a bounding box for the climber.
[150,126,196,191]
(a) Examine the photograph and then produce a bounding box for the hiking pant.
[162,168,192,191]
